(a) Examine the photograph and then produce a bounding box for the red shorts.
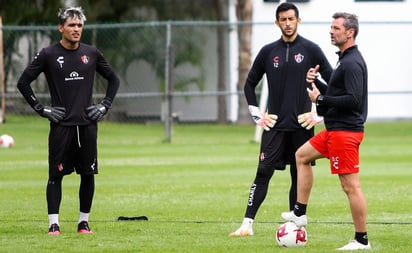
[309,129,364,174]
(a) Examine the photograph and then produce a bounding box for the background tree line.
[0,0,253,124]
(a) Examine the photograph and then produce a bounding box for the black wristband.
[316,95,324,105]
[101,98,112,109]
[32,103,44,114]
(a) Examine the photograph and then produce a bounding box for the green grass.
[1,115,411,252]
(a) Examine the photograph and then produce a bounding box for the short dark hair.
[332,12,359,38]
[276,2,299,21]
[57,6,86,25]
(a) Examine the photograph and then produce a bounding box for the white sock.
[48,214,59,226]
[78,212,90,224]
[242,217,254,227]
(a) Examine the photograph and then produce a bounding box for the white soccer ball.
[0,134,14,148]
[275,221,307,247]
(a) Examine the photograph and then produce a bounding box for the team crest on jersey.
[294,53,304,63]
[273,56,279,68]
[81,55,89,64]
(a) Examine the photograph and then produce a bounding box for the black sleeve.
[317,54,333,84]
[244,80,258,106]
[244,49,265,106]
[17,70,42,108]
[96,50,120,105]
[321,63,364,111]
[103,72,120,104]
[314,79,328,94]
[312,45,332,95]
[17,50,46,109]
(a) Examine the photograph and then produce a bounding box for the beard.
[281,29,297,41]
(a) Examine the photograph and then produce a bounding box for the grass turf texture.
[1,115,411,252]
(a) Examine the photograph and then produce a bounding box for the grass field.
[1,115,411,252]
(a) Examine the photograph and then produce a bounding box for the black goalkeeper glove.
[33,103,66,123]
[86,99,112,121]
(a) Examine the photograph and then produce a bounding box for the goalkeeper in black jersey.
[17,6,119,235]
[229,2,332,237]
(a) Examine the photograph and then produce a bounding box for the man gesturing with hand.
[17,6,119,235]
[229,2,332,237]
[282,12,370,250]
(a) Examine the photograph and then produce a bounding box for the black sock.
[293,202,307,217]
[47,177,63,214]
[79,174,95,213]
[355,232,368,245]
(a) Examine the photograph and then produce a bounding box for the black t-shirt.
[244,35,332,130]
[17,42,119,125]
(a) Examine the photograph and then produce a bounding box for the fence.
[1,21,240,130]
[1,20,412,131]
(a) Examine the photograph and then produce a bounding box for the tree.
[0,0,64,91]
[236,0,253,124]
[1,0,232,123]
[78,0,231,123]
[215,0,229,124]
[0,0,63,25]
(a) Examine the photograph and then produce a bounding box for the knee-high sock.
[244,166,274,219]
[79,174,95,213]
[47,176,63,214]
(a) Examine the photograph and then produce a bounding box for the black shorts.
[48,123,98,178]
[258,128,314,170]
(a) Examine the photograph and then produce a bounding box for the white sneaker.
[337,240,371,250]
[281,211,307,227]
[228,226,254,237]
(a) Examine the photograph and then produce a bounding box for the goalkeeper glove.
[33,103,66,123]
[248,105,278,131]
[298,103,323,130]
[86,99,112,121]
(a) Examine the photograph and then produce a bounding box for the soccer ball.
[0,134,14,148]
[275,221,307,247]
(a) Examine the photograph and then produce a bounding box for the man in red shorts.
[281,12,371,251]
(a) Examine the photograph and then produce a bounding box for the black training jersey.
[17,42,119,126]
[244,35,332,130]
[318,45,368,131]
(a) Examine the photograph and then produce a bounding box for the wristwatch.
[316,95,324,105]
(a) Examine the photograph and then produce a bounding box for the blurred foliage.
[78,0,222,22]
[1,0,229,118]
[0,0,223,24]
[0,0,64,25]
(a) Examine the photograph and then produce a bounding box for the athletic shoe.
[48,223,61,235]
[337,240,371,250]
[228,226,254,237]
[281,211,307,227]
[77,221,93,234]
